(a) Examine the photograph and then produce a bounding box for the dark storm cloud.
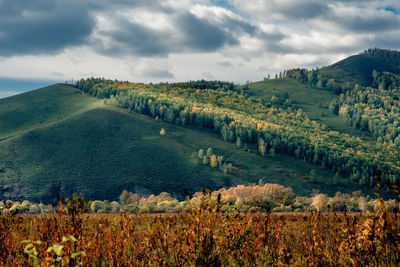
[2,0,398,61]
[0,0,265,58]
[0,0,96,56]
[275,1,331,20]
[0,0,170,57]
[96,9,265,57]
[96,12,239,57]
[177,12,238,52]
[96,18,170,57]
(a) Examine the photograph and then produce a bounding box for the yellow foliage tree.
[210,155,218,168]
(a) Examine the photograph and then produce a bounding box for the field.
[1,197,399,266]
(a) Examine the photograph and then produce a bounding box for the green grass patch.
[0,84,102,140]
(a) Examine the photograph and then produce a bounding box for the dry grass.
[1,194,399,266]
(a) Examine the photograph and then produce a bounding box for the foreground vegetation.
[1,190,399,266]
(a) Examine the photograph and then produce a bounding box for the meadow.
[1,193,399,266]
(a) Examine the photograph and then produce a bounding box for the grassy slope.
[320,54,400,86]
[0,84,102,140]
[247,78,371,138]
[0,84,373,202]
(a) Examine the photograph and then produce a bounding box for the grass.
[1,197,399,266]
[247,78,373,139]
[0,84,102,141]
[320,54,400,86]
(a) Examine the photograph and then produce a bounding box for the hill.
[320,53,400,86]
[0,84,374,202]
[0,84,101,141]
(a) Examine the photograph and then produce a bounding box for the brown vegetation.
[1,192,399,266]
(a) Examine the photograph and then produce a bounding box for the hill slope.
[0,84,374,202]
[0,84,101,140]
[320,53,400,86]
[2,105,365,202]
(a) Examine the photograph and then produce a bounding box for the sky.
[0,0,400,97]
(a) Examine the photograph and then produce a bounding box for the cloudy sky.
[0,0,399,96]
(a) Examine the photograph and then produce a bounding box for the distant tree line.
[361,48,400,65]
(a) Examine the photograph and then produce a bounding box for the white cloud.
[0,0,399,85]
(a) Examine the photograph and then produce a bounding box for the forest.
[75,72,400,191]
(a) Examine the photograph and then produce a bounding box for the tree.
[217,155,224,169]
[269,148,275,157]
[198,149,204,159]
[227,163,233,174]
[210,155,218,168]
[119,190,129,205]
[258,138,266,156]
[159,128,166,136]
[358,197,367,212]
[202,156,209,165]
[312,194,327,212]
[206,147,213,158]
[67,193,90,215]
[236,137,242,148]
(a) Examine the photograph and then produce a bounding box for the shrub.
[312,194,328,211]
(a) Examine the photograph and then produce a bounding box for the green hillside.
[320,54,400,86]
[1,104,366,202]
[0,84,101,140]
[0,84,375,202]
